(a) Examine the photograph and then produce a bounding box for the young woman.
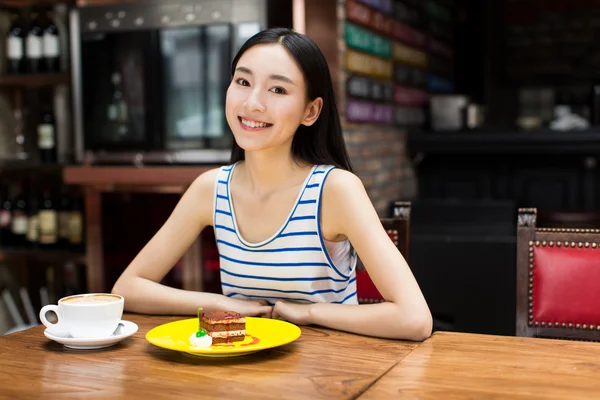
[112,28,432,341]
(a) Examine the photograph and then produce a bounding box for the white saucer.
[44,320,138,350]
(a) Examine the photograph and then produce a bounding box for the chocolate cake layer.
[200,322,245,332]
[211,335,245,344]
[201,311,245,323]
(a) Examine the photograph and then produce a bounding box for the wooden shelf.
[0,160,64,175]
[0,72,70,88]
[0,247,86,264]
[63,165,219,191]
[0,0,74,8]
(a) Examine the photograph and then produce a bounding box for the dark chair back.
[356,201,410,304]
[517,208,600,341]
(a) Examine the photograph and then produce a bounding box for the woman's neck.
[239,147,311,196]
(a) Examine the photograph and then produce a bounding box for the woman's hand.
[223,297,273,318]
[272,301,312,325]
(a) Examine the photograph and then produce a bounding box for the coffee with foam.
[62,294,121,305]
[40,293,124,338]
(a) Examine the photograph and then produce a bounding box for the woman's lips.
[238,117,273,131]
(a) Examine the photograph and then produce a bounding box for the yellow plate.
[145,317,301,358]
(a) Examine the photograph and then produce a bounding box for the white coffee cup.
[39,293,124,338]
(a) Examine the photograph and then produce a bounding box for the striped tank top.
[213,163,358,305]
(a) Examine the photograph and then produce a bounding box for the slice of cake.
[199,310,246,344]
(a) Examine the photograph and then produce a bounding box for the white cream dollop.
[189,331,212,348]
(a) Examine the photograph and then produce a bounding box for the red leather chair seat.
[356,215,406,304]
[357,269,383,303]
[532,245,600,327]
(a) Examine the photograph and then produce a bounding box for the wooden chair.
[356,201,411,304]
[516,208,600,341]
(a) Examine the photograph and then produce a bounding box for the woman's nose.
[244,89,266,113]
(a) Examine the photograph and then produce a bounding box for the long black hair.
[229,27,353,172]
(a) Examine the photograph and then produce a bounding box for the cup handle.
[39,305,68,336]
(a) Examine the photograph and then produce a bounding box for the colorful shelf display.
[344,0,456,127]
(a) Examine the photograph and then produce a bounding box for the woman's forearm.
[112,276,226,315]
[112,276,273,317]
[308,301,432,341]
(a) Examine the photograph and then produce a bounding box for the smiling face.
[225,43,322,155]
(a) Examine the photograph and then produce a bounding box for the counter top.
[63,165,220,188]
[408,128,600,154]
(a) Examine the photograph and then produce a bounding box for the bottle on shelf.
[6,12,25,74]
[26,189,39,249]
[1,181,85,252]
[37,104,57,164]
[42,10,60,73]
[39,189,58,249]
[107,72,130,139]
[0,184,13,246]
[26,10,44,74]
[14,106,28,161]
[10,182,29,248]
[58,186,70,247]
[67,194,84,250]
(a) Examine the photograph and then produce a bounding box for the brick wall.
[336,0,417,216]
[344,127,416,214]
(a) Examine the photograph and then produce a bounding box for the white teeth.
[241,118,269,128]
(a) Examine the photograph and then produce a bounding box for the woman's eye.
[270,87,287,95]
[236,78,250,86]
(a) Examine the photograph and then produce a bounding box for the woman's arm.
[111,168,272,317]
[272,169,432,340]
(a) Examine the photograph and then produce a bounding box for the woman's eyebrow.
[235,66,296,86]
[270,74,296,86]
[235,66,252,75]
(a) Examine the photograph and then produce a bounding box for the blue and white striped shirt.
[213,163,358,305]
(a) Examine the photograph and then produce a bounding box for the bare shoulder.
[188,167,222,193]
[181,167,223,226]
[322,168,367,199]
[321,168,374,238]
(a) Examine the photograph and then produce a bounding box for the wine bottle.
[6,12,24,74]
[38,105,57,164]
[25,11,43,73]
[0,184,13,246]
[39,189,58,248]
[42,10,60,73]
[10,182,29,248]
[26,190,39,249]
[107,72,130,138]
[68,195,84,250]
[58,186,70,248]
[14,106,28,161]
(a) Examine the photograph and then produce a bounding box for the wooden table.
[0,314,417,399]
[361,331,600,400]
[2,315,600,399]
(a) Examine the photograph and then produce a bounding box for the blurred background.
[0,0,596,337]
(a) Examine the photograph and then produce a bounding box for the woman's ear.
[301,97,323,127]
